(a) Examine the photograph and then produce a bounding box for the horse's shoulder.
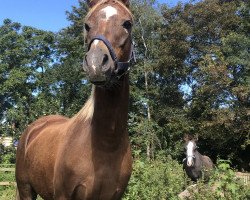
[202,155,212,162]
[34,115,69,123]
[24,115,69,147]
[202,155,214,169]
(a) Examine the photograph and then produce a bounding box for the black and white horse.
[183,136,214,182]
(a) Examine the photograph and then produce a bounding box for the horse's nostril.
[102,54,109,65]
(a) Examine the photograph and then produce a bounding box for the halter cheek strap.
[88,35,135,78]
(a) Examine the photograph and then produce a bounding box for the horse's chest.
[58,140,132,199]
[74,172,126,200]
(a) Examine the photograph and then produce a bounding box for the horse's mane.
[85,0,133,21]
[72,87,95,122]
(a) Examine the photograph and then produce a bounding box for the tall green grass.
[0,158,249,199]
[0,164,15,200]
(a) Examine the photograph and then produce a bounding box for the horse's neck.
[194,151,203,167]
[194,151,202,159]
[72,76,129,149]
[90,76,129,152]
[91,77,129,135]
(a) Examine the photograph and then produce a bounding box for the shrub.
[123,153,185,200]
[186,160,250,200]
[0,145,16,164]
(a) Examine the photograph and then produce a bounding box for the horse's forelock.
[85,0,133,21]
[87,0,130,8]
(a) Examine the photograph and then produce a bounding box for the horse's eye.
[122,21,132,30]
[85,23,91,32]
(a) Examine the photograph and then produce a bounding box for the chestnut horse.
[183,135,214,182]
[16,0,133,199]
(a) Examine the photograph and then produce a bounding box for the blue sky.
[0,0,189,32]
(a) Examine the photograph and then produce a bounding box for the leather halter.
[88,35,135,78]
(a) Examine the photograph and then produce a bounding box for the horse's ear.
[87,0,100,8]
[183,134,190,142]
[194,134,199,141]
[118,0,130,7]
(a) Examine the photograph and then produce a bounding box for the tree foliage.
[0,19,57,136]
[0,0,249,172]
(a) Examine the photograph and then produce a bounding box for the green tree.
[170,0,250,169]
[49,1,91,116]
[0,19,57,137]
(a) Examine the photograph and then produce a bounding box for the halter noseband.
[187,155,196,159]
[88,35,135,79]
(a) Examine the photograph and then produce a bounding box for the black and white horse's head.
[185,140,198,167]
[184,134,198,167]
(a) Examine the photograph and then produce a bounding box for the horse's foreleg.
[71,184,87,200]
[16,184,37,200]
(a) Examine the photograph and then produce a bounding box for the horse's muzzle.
[83,48,113,85]
[187,158,194,167]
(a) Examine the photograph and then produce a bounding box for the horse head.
[184,134,198,167]
[83,0,133,86]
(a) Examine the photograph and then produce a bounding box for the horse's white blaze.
[101,6,117,21]
[89,40,100,72]
[91,65,97,72]
[187,141,194,166]
[93,40,99,46]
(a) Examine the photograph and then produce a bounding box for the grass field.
[0,186,16,200]
[0,164,15,200]
[0,166,43,200]
[0,187,43,200]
